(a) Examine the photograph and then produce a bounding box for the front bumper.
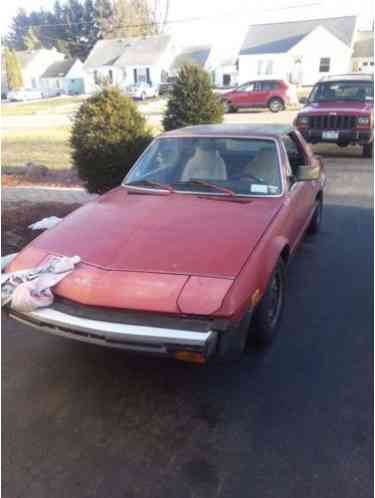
[9,307,219,360]
[299,128,372,145]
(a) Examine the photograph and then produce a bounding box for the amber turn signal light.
[174,351,207,364]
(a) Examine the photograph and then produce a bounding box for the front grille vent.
[309,115,356,130]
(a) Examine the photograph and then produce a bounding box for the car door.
[231,82,255,107]
[281,133,318,249]
[252,81,269,106]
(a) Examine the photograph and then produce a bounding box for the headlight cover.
[357,116,370,125]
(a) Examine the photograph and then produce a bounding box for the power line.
[12,2,322,30]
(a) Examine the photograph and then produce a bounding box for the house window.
[257,60,263,75]
[108,69,113,84]
[223,74,231,86]
[31,77,37,88]
[265,61,273,75]
[94,70,99,84]
[56,79,60,89]
[133,68,138,83]
[319,58,330,72]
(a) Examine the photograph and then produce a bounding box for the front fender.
[216,234,289,320]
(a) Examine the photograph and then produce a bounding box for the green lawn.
[2,127,72,169]
[2,96,86,116]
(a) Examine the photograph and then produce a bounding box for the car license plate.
[322,130,339,140]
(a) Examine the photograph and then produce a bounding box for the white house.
[208,57,239,88]
[84,35,177,88]
[15,48,65,90]
[238,16,358,86]
[351,31,374,73]
[169,45,212,78]
[40,58,95,97]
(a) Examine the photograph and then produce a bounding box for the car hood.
[8,187,283,314]
[301,101,373,115]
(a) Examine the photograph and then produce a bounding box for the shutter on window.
[133,69,137,83]
[146,68,151,84]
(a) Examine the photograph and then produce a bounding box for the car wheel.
[253,259,286,346]
[308,196,323,235]
[362,142,373,158]
[268,97,284,113]
[223,100,233,113]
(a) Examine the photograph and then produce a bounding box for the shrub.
[163,64,224,131]
[70,88,152,193]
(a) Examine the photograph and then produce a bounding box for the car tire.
[363,142,373,158]
[253,259,286,346]
[268,97,284,113]
[308,196,323,235]
[223,100,234,113]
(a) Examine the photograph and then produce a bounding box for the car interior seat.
[181,147,227,181]
[247,148,280,186]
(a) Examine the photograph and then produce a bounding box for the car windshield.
[309,81,374,103]
[124,137,282,196]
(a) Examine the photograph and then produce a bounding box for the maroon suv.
[295,74,374,157]
[222,79,298,113]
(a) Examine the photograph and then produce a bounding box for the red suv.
[295,74,374,157]
[222,79,298,113]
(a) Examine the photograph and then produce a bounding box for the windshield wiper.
[184,179,236,196]
[125,179,175,193]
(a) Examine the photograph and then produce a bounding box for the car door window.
[238,82,254,92]
[261,81,276,91]
[282,134,308,175]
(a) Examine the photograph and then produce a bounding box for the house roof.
[352,31,374,58]
[84,38,134,68]
[240,16,357,55]
[41,58,77,78]
[16,50,40,69]
[170,45,211,71]
[84,35,171,68]
[115,35,171,66]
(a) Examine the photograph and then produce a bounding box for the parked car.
[158,80,176,96]
[125,82,159,100]
[295,74,374,157]
[222,79,299,113]
[7,89,43,102]
[5,124,326,363]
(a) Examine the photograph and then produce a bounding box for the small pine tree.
[163,64,224,131]
[4,48,23,91]
[70,88,152,193]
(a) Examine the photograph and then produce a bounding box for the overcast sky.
[2,0,373,47]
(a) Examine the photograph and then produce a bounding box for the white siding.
[289,26,352,85]
[238,25,353,86]
[22,49,64,89]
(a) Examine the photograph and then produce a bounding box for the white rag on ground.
[1,255,80,312]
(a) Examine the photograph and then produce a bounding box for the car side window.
[261,81,276,91]
[282,134,308,175]
[254,82,263,91]
[238,82,254,92]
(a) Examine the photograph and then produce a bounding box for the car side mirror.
[294,164,320,181]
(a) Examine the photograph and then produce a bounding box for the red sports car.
[5,124,326,363]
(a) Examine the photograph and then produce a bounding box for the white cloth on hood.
[1,255,80,312]
[28,216,62,231]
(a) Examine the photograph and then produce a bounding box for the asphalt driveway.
[2,150,373,498]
